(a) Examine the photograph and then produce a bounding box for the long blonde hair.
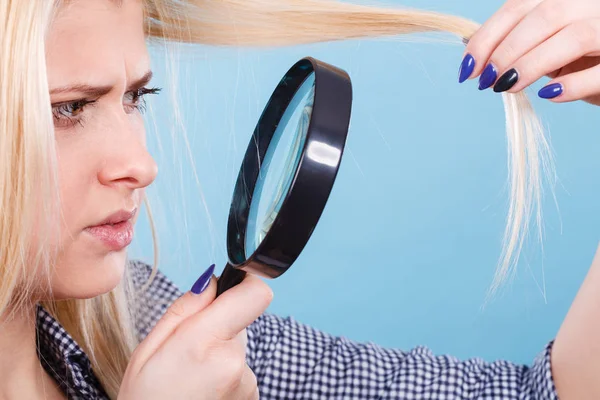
[0,0,553,397]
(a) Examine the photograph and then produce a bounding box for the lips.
[84,208,136,251]
[93,209,136,227]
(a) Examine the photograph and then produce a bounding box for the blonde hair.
[0,0,552,397]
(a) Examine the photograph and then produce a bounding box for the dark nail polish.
[538,83,563,99]
[191,264,215,295]
[458,53,475,83]
[493,68,519,93]
[479,64,498,90]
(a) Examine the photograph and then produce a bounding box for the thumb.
[131,264,217,368]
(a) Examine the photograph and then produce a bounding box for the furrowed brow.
[49,70,153,97]
[127,70,153,92]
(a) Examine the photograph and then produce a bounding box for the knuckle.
[225,349,247,378]
[187,338,237,366]
[205,324,234,343]
[464,27,490,57]
[247,368,258,389]
[569,21,600,51]
[502,0,530,16]
[241,369,259,399]
[129,347,144,366]
[165,299,185,318]
[493,41,519,68]
[214,347,246,391]
[126,348,144,373]
[187,341,209,363]
[536,0,565,26]
[160,295,188,323]
[178,326,215,363]
[251,385,260,400]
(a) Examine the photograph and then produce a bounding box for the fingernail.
[478,63,498,90]
[538,83,563,99]
[493,68,519,93]
[190,264,215,295]
[458,53,475,83]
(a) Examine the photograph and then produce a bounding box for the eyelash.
[51,87,162,128]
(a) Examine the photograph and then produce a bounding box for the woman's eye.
[51,99,96,128]
[123,87,161,114]
[50,87,161,128]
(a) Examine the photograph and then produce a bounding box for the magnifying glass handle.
[216,263,247,297]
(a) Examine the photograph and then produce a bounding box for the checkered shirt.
[35,260,560,399]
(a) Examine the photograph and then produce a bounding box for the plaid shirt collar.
[33,261,181,400]
[36,303,109,399]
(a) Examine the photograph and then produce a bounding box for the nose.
[97,117,158,190]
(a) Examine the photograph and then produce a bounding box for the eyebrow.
[49,70,153,97]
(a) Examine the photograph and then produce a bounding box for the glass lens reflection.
[245,74,315,256]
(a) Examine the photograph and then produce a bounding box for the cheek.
[27,140,89,266]
[130,112,146,143]
[56,141,94,230]
[46,140,119,299]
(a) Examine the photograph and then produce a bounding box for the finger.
[241,367,260,400]
[548,68,563,79]
[132,266,217,366]
[485,0,584,80]
[237,328,248,351]
[228,329,248,357]
[461,0,542,80]
[546,55,600,79]
[582,93,600,106]
[187,274,273,341]
[554,55,600,76]
[538,63,600,102]
[229,366,259,400]
[495,20,600,93]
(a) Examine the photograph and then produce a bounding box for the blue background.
[129,0,600,365]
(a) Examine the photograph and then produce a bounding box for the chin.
[49,250,128,300]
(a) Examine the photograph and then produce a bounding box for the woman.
[1,0,598,398]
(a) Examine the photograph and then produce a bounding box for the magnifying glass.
[216,57,353,296]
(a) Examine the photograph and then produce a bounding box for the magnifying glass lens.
[245,73,316,256]
[217,58,351,297]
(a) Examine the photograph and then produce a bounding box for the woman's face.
[45,0,156,299]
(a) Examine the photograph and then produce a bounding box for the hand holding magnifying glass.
[216,57,353,296]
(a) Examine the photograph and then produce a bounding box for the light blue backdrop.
[129,0,600,365]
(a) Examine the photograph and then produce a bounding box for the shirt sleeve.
[127,261,559,400]
[246,313,559,400]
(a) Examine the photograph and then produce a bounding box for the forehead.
[46,0,149,89]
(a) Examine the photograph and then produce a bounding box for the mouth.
[94,209,137,226]
[84,208,137,251]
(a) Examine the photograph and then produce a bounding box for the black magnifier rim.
[226,56,352,279]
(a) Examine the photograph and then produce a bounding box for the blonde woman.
[1,0,599,399]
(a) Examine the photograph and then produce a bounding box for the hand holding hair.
[459,0,600,105]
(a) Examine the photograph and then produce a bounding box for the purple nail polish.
[458,53,476,83]
[191,264,215,295]
[538,83,563,99]
[479,64,498,90]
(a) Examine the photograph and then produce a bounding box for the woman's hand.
[118,270,273,400]
[458,0,600,105]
